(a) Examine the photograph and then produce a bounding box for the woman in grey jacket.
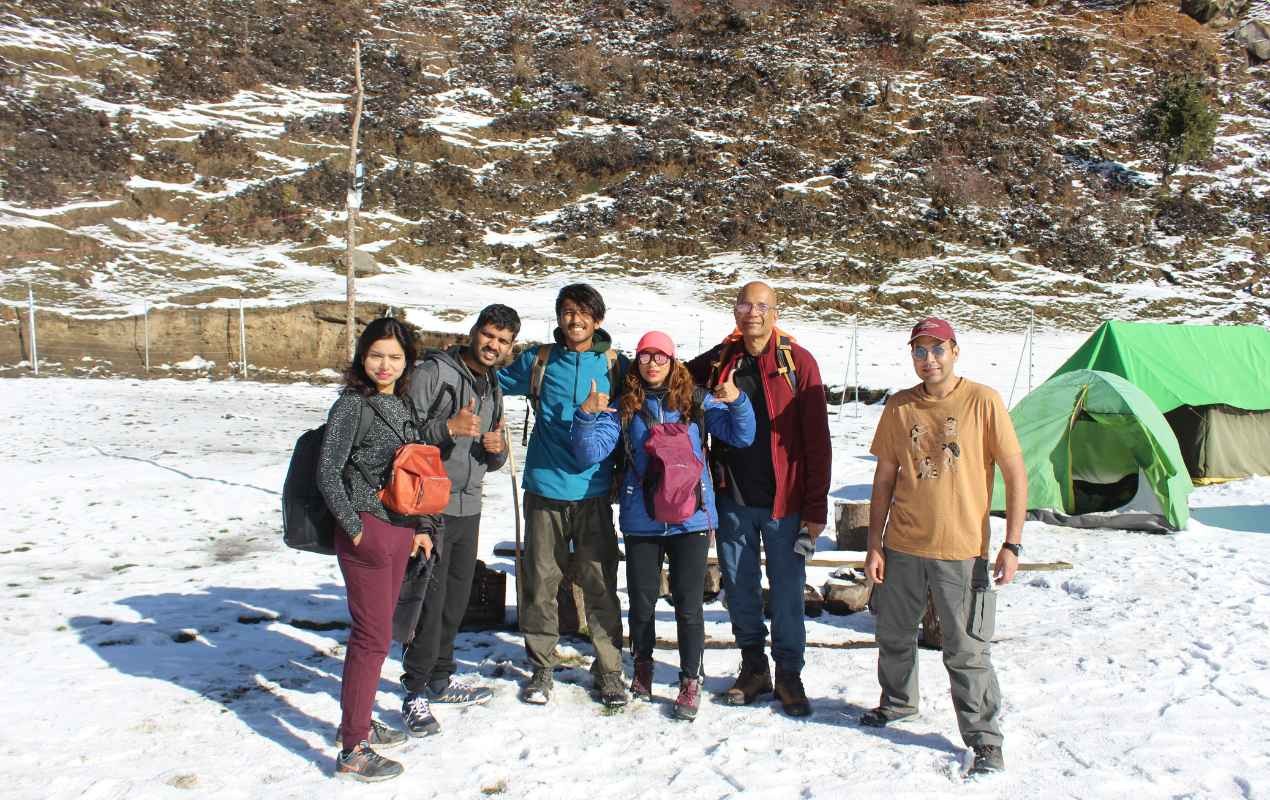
[317,317,434,783]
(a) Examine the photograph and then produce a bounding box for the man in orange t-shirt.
[861,317,1028,776]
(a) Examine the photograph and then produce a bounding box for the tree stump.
[919,590,942,650]
[835,501,870,551]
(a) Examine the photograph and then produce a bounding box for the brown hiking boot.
[631,656,654,701]
[774,666,811,717]
[725,647,772,706]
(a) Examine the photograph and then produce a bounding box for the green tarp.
[992,369,1192,530]
[1051,321,1270,413]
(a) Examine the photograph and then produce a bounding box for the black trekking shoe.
[336,719,408,751]
[426,677,493,706]
[860,707,919,728]
[401,692,441,737]
[336,741,404,783]
[970,744,1005,774]
[595,670,628,708]
[520,667,553,705]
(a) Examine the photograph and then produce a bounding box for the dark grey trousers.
[400,513,480,693]
[874,548,1004,747]
[521,492,623,674]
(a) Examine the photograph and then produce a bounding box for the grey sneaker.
[426,677,493,706]
[335,719,407,751]
[336,741,404,783]
[401,692,441,737]
[520,667,553,705]
[860,707,919,728]
[970,744,1005,774]
[595,670,628,708]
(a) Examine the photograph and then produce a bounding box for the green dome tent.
[991,369,1192,532]
[1050,321,1270,482]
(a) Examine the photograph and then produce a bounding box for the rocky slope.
[1,0,1267,330]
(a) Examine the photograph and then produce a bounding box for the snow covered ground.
[2,321,1268,799]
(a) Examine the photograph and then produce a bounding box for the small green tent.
[992,369,1192,531]
[1050,321,1270,481]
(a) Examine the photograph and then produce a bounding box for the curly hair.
[619,360,698,427]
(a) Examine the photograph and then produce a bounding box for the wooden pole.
[344,40,364,362]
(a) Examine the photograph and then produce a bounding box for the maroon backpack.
[626,390,707,524]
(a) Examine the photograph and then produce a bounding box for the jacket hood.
[552,327,615,353]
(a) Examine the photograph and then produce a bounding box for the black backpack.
[281,404,373,555]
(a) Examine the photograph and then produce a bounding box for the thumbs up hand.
[447,398,481,438]
[714,370,740,404]
[580,379,614,415]
[482,418,506,454]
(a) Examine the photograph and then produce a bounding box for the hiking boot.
[426,676,493,706]
[336,719,408,750]
[970,744,1005,775]
[773,667,811,717]
[860,707,919,728]
[336,741,404,783]
[520,667,553,705]
[672,677,701,721]
[595,670,628,708]
[725,647,772,706]
[630,657,654,701]
[401,692,441,737]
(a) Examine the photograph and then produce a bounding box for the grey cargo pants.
[874,548,1004,747]
[521,492,624,675]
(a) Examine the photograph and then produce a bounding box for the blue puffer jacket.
[571,391,755,535]
[498,329,629,501]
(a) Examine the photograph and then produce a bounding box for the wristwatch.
[1001,542,1022,557]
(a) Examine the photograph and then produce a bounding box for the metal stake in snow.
[26,283,37,376]
[344,39,365,361]
[238,297,248,379]
[697,317,704,354]
[838,316,860,420]
[143,300,150,375]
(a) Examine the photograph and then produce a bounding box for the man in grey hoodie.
[400,304,520,736]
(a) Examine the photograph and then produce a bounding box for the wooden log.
[759,584,826,617]
[835,501,870,551]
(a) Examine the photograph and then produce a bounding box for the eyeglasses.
[911,344,948,360]
[734,301,771,316]
[637,351,671,365]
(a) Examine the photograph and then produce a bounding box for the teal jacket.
[498,329,629,501]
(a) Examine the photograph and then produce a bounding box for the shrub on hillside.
[0,88,134,205]
[1153,193,1235,237]
[554,133,648,176]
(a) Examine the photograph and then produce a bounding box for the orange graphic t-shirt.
[869,378,1021,560]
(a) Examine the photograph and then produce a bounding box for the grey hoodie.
[408,346,506,517]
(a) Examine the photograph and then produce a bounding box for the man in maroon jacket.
[687,281,832,716]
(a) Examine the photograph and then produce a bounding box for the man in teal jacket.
[498,283,630,707]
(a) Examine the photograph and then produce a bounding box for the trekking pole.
[504,424,524,632]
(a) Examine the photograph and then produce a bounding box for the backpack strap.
[706,341,738,390]
[345,396,384,490]
[775,335,798,395]
[527,343,552,417]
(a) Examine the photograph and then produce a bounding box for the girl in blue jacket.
[571,331,754,720]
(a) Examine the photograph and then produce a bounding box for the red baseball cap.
[635,330,676,358]
[908,317,956,344]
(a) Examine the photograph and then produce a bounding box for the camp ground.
[994,321,1270,532]
[2,310,1268,799]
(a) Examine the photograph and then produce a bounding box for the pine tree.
[1140,76,1218,191]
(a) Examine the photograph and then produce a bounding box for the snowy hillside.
[2,319,1268,798]
[1,0,1268,330]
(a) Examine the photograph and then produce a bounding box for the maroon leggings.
[336,512,413,748]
